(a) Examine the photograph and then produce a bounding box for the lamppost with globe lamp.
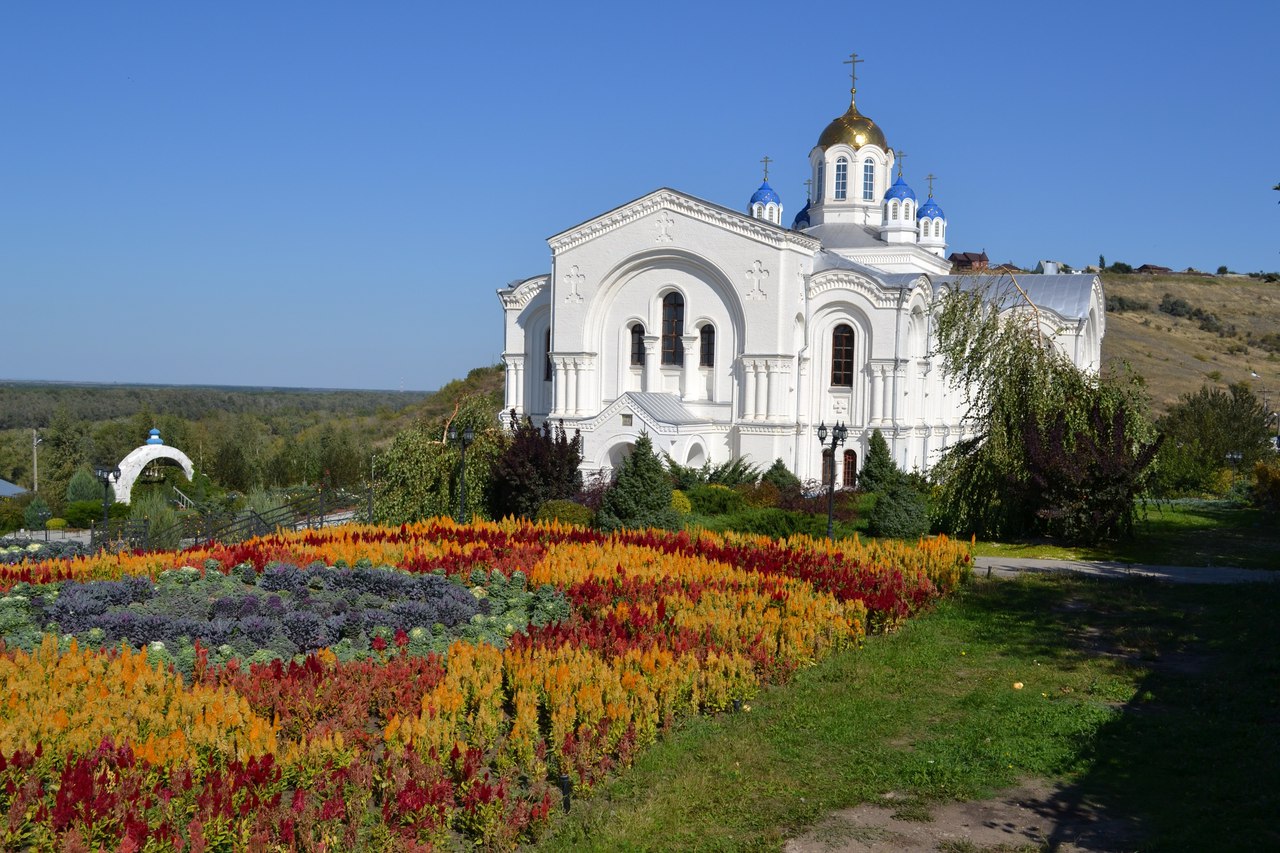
[816,421,848,540]
[448,424,475,523]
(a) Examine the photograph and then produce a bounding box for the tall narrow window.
[842,450,857,489]
[661,293,684,365]
[699,325,715,367]
[817,162,825,200]
[831,324,854,386]
[862,160,875,201]
[544,329,553,381]
[630,323,646,366]
[821,449,834,486]
[834,157,848,200]
[890,201,899,220]
[903,201,912,219]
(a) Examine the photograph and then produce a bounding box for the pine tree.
[596,433,680,532]
[858,429,898,493]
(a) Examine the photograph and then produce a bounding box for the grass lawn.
[971,499,1280,570]
[539,575,1280,852]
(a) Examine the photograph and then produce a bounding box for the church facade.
[498,63,1104,485]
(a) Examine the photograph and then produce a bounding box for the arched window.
[904,201,912,219]
[817,162,825,200]
[862,160,875,201]
[889,201,898,220]
[842,450,858,489]
[834,157,848,200]
[661,293,684,365]
[821,449,834,486]
[922,220,931,238]
[699,325,715,367]
[831,324,854,386]
[752,203,762,218]
[544,329,553,381]
[630,323,646,366]
[765,203,776,223]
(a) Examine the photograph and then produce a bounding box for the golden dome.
[817,93,887,151]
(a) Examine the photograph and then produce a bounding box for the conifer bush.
[595,434,681,531]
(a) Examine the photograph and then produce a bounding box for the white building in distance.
[498,58,1104,484]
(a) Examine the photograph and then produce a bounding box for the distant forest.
[0,383,429,430]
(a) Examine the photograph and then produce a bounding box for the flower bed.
[0,520,970,850]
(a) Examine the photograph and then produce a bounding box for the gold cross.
[843,52,864,92]
[896,150,907,178]
[926,173,937,196]
[804,178,813,201]
[760,155,772,181]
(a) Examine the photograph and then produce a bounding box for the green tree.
[65,468,102,503]
[596,433,680,532]
[760,458,801,493]
[1153,382,1272,496]
[23,496,51,530]
[931,281,1158,542]
[858,429,898,493]
[375,395,503,525]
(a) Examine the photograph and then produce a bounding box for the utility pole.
[32,429,41,493]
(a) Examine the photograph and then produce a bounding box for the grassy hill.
[1099,272,1280,413]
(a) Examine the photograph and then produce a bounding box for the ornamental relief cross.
[562,265,585,304]
[745,260,769,301]
[654,212,675,243]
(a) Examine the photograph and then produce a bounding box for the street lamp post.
[448,424,475,523]
[32,430,41,493]
[816,421,849,541]
[93,464,121,537]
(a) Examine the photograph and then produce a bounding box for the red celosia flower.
[372,635,388,652]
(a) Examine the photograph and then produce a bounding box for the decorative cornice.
[497,275,549,311]
[548,189,822,256]
[807,271,896,306]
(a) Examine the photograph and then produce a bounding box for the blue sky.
[2,1,1276,391]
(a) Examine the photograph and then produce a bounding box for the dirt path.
[784,780,1142,852]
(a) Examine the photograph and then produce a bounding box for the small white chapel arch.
[113,429,196,504]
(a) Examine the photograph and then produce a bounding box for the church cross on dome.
[896,150,907,178]
[760,155,772,181]
[804,178,813,198]
[926,173,938,196]
[843,52,864,102]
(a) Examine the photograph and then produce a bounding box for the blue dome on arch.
[791,198,811,228]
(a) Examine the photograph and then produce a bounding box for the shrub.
[1253,460,1280,509]
[760,459,801,493]
[46,518,67,530]
[687,484,746,515]
[596,433,681,532]
[64,500,108,529]
[868,479,930,539]
[670,489,692,515]
[535,499,594,528]
[735,480,780,508]
[488,414,583,519]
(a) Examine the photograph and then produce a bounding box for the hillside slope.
[1099,273,1280,413]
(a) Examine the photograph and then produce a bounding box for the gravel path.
[973,556,1276,584]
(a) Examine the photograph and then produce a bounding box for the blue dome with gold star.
[883,175,916,202]
[918,195,945,220]
[749,181,781,208]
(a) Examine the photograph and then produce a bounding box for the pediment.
[497,275,549,310]
[547,188,821,256]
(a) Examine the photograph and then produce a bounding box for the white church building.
[498,60,1104,485]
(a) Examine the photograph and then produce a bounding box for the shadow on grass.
[963,578,1280,852]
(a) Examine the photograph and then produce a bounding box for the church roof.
[938,274,1099,321]
[918,196,945,220]
[625,392,710,426]
[883,175,917,202]
[817,99,888,151]
[804,223,888,251]
[749,181,781,207]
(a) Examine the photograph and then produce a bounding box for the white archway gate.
[112,430,196,504]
